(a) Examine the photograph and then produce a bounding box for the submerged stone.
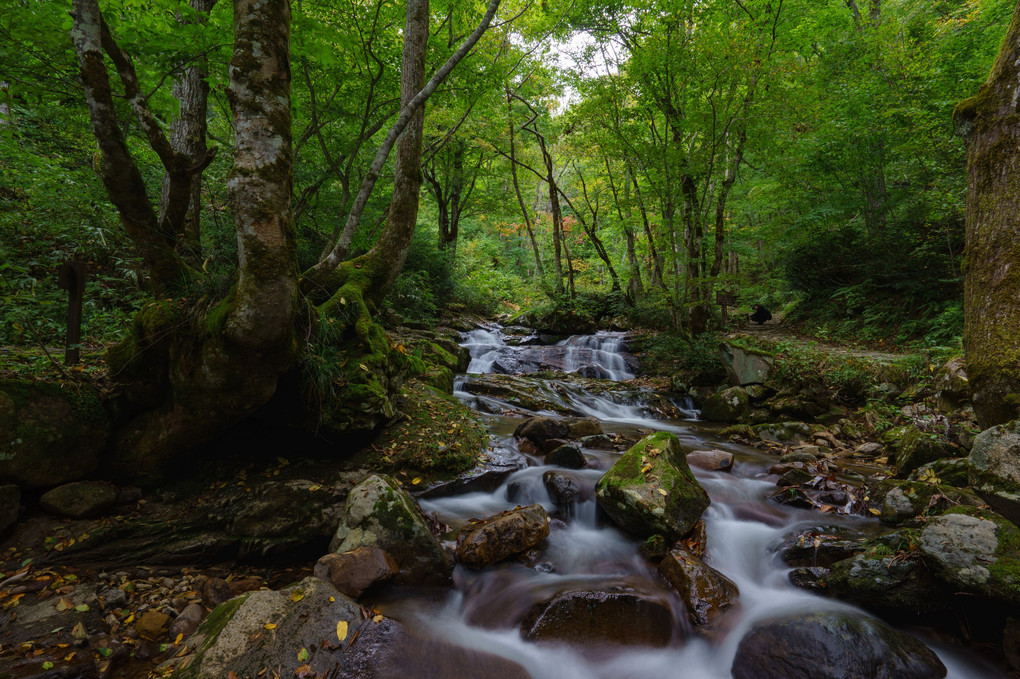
[521,589,673,646]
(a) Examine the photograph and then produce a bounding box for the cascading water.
[558,332,635,381]
[400,327,1004,679]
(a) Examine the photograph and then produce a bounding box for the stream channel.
[386,326,1003,679]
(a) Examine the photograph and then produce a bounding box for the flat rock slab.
[521,589,674,646]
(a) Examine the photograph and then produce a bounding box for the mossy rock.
[969,420,1020,525]
[867,479,983,526]
[753,421,814,444]
[908,458,970,488]
[700,386,751,423]
[891,425,957,476]
[594,432,710,541]
[918,508,1020,607]
[0,380,109,488]
[329,474,453,586]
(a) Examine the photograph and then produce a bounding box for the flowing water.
[391,328,1004,678]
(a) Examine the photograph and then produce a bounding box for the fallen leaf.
[264,623,277,630]
[74,604,89,612]
[290,590,304,602]
[657,488,668,496]
[372,614,383,623]
[71,622,87,640]
[297,647,309,662]
[336,620,348,641]
[56,598,73,611]
[174,633,183,645]
[868,508,881,516]
[411,478,421,486]
[42,662,54,671]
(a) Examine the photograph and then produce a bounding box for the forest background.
[0,0,1014,366]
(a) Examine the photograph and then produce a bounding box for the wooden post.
[716,290,737,328]
[57,261,86,366]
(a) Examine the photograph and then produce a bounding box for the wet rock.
[658,548,739,627]
[228,576,263,595]
[890,424,956,476]
[565,417,602,438]
[969,420,1020,525]
[685,449,734,472]
[680,519,708,559]
[0,585,103,647]
[314,546,398,598]
[595,432,710,541]
[720,342,773,386]
[417,447,526,499]
[700,386,750,423]
[39,481,118,519]
[777,468,814,487]
[537,438,569,454]
[579,434,615,450]
[754,421,813,444]
[778,527,864,568]
[731,612,946,679]
[0,484,20,532]
[169,603,205,641]
[0,380,108,488]
[457,504,549,569]
[855,442,883,456]
[820,543,954,616]
[918,509,1020,607]
[779,451,817,464]
[330,474,453,586]
[908,458,969,487]
[521,589,673,646]
[546,445,585,469]
[542,471,590,508]
[788,566,828,590]
[135,610,172,641]
[201,578,232,609]
[514,417,569,445]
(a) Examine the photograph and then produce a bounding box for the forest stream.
[369,326,1006,679]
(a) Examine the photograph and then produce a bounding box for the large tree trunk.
[956,7,1020,428]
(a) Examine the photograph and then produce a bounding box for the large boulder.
[658,548,739,627]
[0,380,109,488]
[456,504,550,569]
[595,432,710,541]
[754,421,813,444]
[521,589,673,646]
[935,357,970,411]
[719,342,773,386]
[699,386,750,423]
[39,481,118,519]
[329,474,453,586]
[917,509,1020,607]
[731,612,946,679]
[171,577,392,679]
[968,420,1020,524]
[867,479,983,526]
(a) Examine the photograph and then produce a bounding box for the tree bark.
[956,6,1020,428]
[507,90,544,276]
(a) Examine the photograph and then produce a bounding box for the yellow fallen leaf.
[411,478,421,486]
[657,488,668,496]
[372,614,383,623]
[71,622,87,640]
[297,647,309,662]
[868,508,881,516]
[174,633,183,645]
[329,597,335,603]
[264,623,277,630]
[290,590,304,602]
[336,620,348,641]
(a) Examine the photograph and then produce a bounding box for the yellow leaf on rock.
[657,489,668,496]
[290,590,304,602]
[411,478,421,486]
[372,614,383,623]
[71,622,87,640]
[264,623,277,630]
[336,620,348,641]
[868,508,881,516]
[297,647,309,662]
[174,633,183,645]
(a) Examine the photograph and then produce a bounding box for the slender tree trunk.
[507,92,544,276]
[627,163,665,291]
[159,0,216,266]
[956,7,1020,428]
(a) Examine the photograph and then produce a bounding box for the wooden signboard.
[716,291,737,327]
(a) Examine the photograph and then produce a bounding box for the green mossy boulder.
[594,432,710,541]
[719,342,774,386]
[754,421,814,444]
[700,386,751,423]
[0,380,109,488]
[968,420,1020,525]
[908,458,970,488]
[329,474,453,586]
[918,508,1020,607]
[868,479,984,526]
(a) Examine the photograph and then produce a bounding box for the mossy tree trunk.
[956,5,1020,428]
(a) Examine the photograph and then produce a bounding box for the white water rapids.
[392,328,1005,678]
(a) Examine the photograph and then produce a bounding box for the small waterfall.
[558,332,635,380]
[463,326,508,373]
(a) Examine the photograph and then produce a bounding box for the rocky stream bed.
[0,325,1017,678]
